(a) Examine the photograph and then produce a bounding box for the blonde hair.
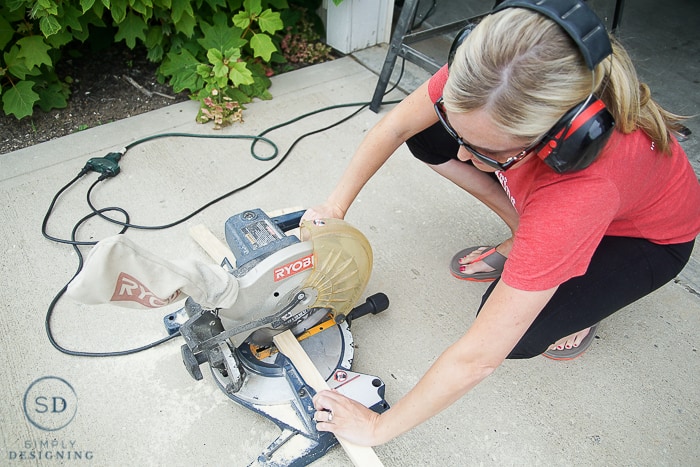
[443,8,685,154]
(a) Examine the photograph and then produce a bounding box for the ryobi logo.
[274,254,314,282]
[110,272,180,308]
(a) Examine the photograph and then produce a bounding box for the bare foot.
[548,327,591,351]
[457,239,512,275]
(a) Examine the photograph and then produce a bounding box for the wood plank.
[188,224,236,267]
[273,330,384,467]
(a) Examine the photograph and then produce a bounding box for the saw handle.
[271,209,306,232]
[342,293,390,325]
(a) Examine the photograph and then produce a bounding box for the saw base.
[166,307,389,466]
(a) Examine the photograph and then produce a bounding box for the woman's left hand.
[313,389,383,446]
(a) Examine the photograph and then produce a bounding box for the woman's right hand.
[301,201,346,222]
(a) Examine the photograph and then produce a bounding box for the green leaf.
[111,0,128,23]
[239,60,271,99]
[39,15,62,37]
[45,30,74,49]
[228,61,254,86]
[224,86,252,105]
[171,0,194,23]
[146,45,164,62]
[173,12,197,37]
[71,24,90,42]
[2,80,40,120]
[257,9,282,34]
[232,10,252,29]
[244,0,262,15]
[115,12,148,48]
[144,24,162,46]
[160,49,202,92]
[249,33,276,61]
[37,80,69,112]
[223,47,242,62]
[16,36,52,70]
[130,0,152,16]
[0,16,14,50]
[60,4,84,32]
[195,63,211,79]
[5,0,27,12]
[4,45,32,80]
[197,17,246,52]
[81,6,106,28]
[31,0,59,17]
[207,48,227,77]
[80,0,96,13]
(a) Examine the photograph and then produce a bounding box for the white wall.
[320,0,394,54]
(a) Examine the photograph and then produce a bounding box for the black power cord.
[42,62,410,357]
[82,101,391,232]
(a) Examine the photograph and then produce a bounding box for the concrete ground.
[1,2,699,466]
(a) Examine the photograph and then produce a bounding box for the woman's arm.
[313,280,558,446]
[303,80,439,220]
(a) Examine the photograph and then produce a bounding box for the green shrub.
[0,0,337,127]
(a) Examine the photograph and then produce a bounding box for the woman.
[302,2,700,446]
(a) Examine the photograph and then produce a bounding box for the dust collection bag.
[66,234,238,309]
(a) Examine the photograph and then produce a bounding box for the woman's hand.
[313,389,383,446]
[301,201,346,222]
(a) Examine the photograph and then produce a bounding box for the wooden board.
[273,330,384,467]
[188,224,236,267]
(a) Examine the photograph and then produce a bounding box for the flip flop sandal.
[449,246,507,282]
[542,323,600,361]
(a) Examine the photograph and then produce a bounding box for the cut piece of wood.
[189,224,236,267]
[272,330,384,467]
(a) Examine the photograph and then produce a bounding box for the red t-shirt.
[428,65,700,290]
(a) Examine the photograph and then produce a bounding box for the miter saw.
[163,209,390,466]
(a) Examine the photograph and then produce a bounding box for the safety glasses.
[434,97,539,171]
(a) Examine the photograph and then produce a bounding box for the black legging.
[477,236,695,359]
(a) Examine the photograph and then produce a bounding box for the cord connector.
[83,148,125,178]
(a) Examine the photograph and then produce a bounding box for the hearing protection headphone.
[448,0,615,173]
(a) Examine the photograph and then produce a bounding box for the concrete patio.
[1,1,699,465]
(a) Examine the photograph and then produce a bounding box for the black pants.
[477,236,695,359]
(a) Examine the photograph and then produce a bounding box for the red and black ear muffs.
[533,95,615,173]
[449,0,616,173]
